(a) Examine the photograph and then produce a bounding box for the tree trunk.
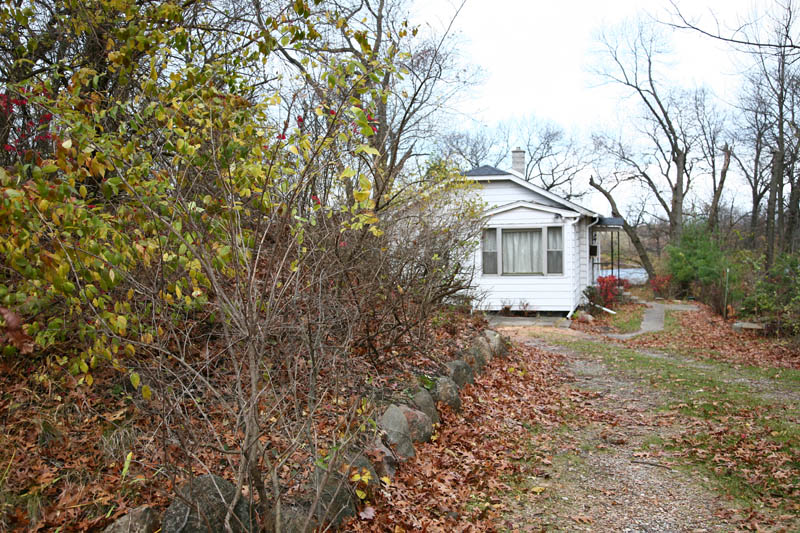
[708,144,731,233]
[590,177,656,280]
[670,149,686,241]
[766,149,782,268]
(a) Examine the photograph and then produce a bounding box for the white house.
[465,149,622,315]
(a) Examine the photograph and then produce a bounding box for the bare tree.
[692,88,732,232]
[668,0,800,261]
[438,126,509,170]
[733,73,774,243]
[513,118,590,200]
[593,21,694,243]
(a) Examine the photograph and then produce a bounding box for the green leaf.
[121,451,132,480]
[356,145,380,156]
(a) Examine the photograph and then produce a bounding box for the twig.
[631,459,673,470]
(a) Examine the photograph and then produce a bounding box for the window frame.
[546,226,564,275]
[481,225,567,277]
[481,228,498,275]
[501,228,544,275]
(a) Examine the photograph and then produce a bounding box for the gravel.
[499,331,735,532]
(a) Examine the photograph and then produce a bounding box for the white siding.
[468,178,596,312]
[486,206,561,227]
[574,219,583,309]
[477,181,562,209]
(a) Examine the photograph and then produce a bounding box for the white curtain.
[482,229,497,274]
[503,230,542,273]
[547,227,563,274]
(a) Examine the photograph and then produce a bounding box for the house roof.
[465,167,599,217]
[464,165,508,176]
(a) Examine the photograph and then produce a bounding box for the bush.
[649,274,672,298]
[741,254,800,335]
[666,223,739,314]
[584,275,624,309]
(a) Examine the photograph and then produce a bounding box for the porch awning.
[594,216,624,231]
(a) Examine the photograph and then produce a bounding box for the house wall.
[476,181,562,209]
[574,218,584,309]
[473,206,580,312]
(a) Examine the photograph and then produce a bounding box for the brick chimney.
[511,147,525,175]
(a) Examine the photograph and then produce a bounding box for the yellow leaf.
[85,373,94,386]
[130,372,140,389]
[62,139,72,149]
[380,476,391,486]
[353,189,370,202]
[355,489,366,500]
[141,385,152,400]
[288,144,299,155]
[350,473,361,482]
[125,343,135,356]
[79,185,87,198]
[531,486,546,494]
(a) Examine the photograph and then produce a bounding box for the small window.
[502,229,542,274]
[482,228,497,274]
[547,226,563,274]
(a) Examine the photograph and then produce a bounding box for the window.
[502,229,542,274]
[482,228,497,274]
[547,227,563,274]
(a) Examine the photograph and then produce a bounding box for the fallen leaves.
[625,304,800,370]
[346,341,573,531]
[0,306,34,354]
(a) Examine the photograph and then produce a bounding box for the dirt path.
[500,330,735,532]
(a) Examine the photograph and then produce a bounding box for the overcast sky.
[413,0,760,213]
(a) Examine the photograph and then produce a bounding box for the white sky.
[413,0,761,214]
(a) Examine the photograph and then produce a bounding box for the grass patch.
[609,305,645,333]
[537,333,800,521]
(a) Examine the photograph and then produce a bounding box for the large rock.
[483,329,509,358]
[397,405,433,443]
[461,337,491,374]
[104,506,159,533]
[366,439,397,480]
[445,359,474,388]
[378,405,415,460]
[162,474,255,533]
[313,472,356,528]
[268,505,309,533]
[733,321,765,333]
[432,376,461,412]
[266,472,357,532]
[342,451,380,489]
[412,387,439,424]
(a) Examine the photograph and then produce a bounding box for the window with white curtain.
[547,226,563,274]
[481,225,565,276]
[502,229,542,274]
[482,228,497,274]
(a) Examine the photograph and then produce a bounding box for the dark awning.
[597,216,624,228]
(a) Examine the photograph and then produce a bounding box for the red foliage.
[596,275,621,308]
[649,274,672,298]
